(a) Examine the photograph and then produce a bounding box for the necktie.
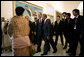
[75,18,77,24]
[44,20,45,24]
[68,19,70,23]
[74,17,77,29]
[40,19,41,24]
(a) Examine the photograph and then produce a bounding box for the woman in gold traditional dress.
[8,7,31,56]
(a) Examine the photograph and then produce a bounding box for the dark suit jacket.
[73,15,83,35]
[54,20,63,33]
[29,21,33,36]
[32,22,37,33]
[50,23,54,37]
[65,18,74,33]
[61,19,68,32]
[37,19,44,37]
[43,19,50,38]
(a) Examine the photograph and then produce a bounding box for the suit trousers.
[43,36,50,53]
[49,36,57,51]
[79,36,84,55]
[55,32,64,46]
[67,31,74,52]
[37,34,42,52]
[63,31,69,47]
[71,30,79,55]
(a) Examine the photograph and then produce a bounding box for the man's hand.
[47,36,50,40]
[54,32,56,34]
[34,32,36,35]
[32,32,33,34]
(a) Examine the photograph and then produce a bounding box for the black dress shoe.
[53,49,57,53]
[36,51,39,53]
[68,53,76,56]
[53,50,57,53]
[48,49,50,52]
[79,53,83,56]
[36,50,41,53]
[63,46,67,49]
[62,44,64,46]
[41,53,47,56]
[66,50,71,53]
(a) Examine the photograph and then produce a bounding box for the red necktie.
[40,19,41,24]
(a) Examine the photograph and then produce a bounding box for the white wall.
[77,2,83,16]
[1,1,13,21]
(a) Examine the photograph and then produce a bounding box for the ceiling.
[27,1,82,12]
[38,1,82,12]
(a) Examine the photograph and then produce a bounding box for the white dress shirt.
[57,20,60,24]
[44,18,47,24]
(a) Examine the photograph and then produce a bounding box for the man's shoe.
[68,53,76,56]
[53,50,57,53]
[79,53,83,56]
[48,49,50,52]
[36,50,41,53]
[66,50,71,53]
[53,48,57,53]
[62,44,64,46]
[63,46,67,49]
[41,53,47,56]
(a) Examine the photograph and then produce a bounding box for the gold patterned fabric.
[8,16,30,38]
[8,16,31,56]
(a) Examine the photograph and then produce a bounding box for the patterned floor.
[1,36,80,56]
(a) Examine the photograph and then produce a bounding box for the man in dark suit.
[48,19,57,53]
[29,20,33,43]
[65,13,74,54]
[51,23,54,36]
[54,16,64,46]
[61,12,68,49]
[36,12,44,53]
[32,17,37,45]
[69,9,83,56]
[41,14,50,55]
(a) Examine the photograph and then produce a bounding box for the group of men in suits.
[54,9,83,56]
[35,13,57,55]
[26,12,57,55]
[26,9,83,56]
[70,9,83,56]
